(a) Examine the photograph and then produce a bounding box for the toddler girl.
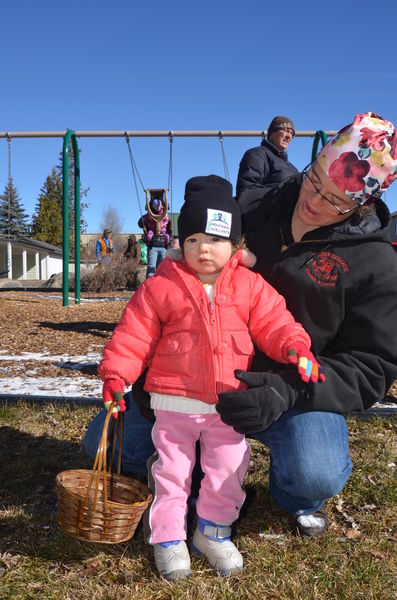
[99,175,323,580]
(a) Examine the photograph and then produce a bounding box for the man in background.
[236,115,298,217]
[96,228,115,263]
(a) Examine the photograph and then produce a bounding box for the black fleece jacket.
[236,138,298,197]
[242,174,397,414]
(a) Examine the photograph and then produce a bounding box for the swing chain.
[218,131,230,182]
[125,132,146,219]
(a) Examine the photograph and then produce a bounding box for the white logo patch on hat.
[205,209,232,238]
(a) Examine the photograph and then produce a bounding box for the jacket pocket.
[230,332,254,374]
[149,332,200,386]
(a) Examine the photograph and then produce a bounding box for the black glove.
[131,369,155,423]
[216,368,307,434]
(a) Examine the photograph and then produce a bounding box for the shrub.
[80,255,144,292]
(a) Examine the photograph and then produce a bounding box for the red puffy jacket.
[98,250,311,404]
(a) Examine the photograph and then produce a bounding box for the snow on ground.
[0,350,101,365]
[0,376,102,398]
[0,348,396,410]
[0,350,102,398]
[0,292,132,399]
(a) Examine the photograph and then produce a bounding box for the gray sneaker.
[153,541,191,580]
[191,527,243,576]
[295,508,329,538]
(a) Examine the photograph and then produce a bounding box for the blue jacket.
[96,237,115,261]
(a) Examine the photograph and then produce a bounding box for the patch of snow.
[0,351,102,397]
[0,352,101,363]
[0,376,102,397]
[0,348,396,409]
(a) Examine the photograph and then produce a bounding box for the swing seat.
[145,188,168,213]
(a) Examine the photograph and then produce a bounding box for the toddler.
[99,175,323,580]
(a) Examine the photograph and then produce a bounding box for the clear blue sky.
[2,0,397,236]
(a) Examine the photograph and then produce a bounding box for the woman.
[138,198,172,278]
[84,112,397,538]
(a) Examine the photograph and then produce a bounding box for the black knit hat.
[267,115,295,138]
[178,175,241,247]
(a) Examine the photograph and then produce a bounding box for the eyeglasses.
[303,171,357,216]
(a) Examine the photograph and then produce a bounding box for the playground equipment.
[2,136,12,245]
[62,130,81,305]
[311,130,328,162]
[125,133,173,231]
[1,129,337,306]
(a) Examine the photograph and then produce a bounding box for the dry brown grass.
[0,401,396,600]
[0,292,396,599]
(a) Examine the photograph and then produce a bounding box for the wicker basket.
[56,403,153,544]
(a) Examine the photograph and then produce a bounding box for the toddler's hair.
[233,237,247,251]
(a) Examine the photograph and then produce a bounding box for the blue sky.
[2,0,397,236]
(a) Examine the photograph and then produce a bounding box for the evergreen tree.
[0,179,29,237]
[31,168,63,246]
[31,144,90,250]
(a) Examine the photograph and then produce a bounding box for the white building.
[0,236,64,281]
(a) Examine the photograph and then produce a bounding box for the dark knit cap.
[178,175,241,247]
[267,115,295,137]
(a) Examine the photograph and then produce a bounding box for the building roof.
[0,236,63,255]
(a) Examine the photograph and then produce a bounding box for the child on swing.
[98,175,324,580]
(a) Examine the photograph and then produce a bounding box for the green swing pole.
[73,134,81,305]
[62,129,81,306]
[311,130,328,162]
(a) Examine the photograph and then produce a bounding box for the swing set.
[1,128,333,306]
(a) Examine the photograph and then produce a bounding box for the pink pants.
[147,410,251,544]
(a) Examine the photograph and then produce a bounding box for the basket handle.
[78,402,124,525]
[108,398,124,476]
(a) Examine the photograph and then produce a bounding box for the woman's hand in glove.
[216,368,306,434]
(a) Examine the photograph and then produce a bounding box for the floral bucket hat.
[317,112,397,204]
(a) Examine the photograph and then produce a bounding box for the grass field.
[0,401,396,600]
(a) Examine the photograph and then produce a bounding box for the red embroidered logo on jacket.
[306,251,349,286]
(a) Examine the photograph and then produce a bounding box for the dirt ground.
[0,291,130,384]
[1,290,397,400]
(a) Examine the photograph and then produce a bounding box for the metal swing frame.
[1,129,336,306]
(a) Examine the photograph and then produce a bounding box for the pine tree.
[0,179,29,237]
[31,168,63,246]
[32,145,90,250]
